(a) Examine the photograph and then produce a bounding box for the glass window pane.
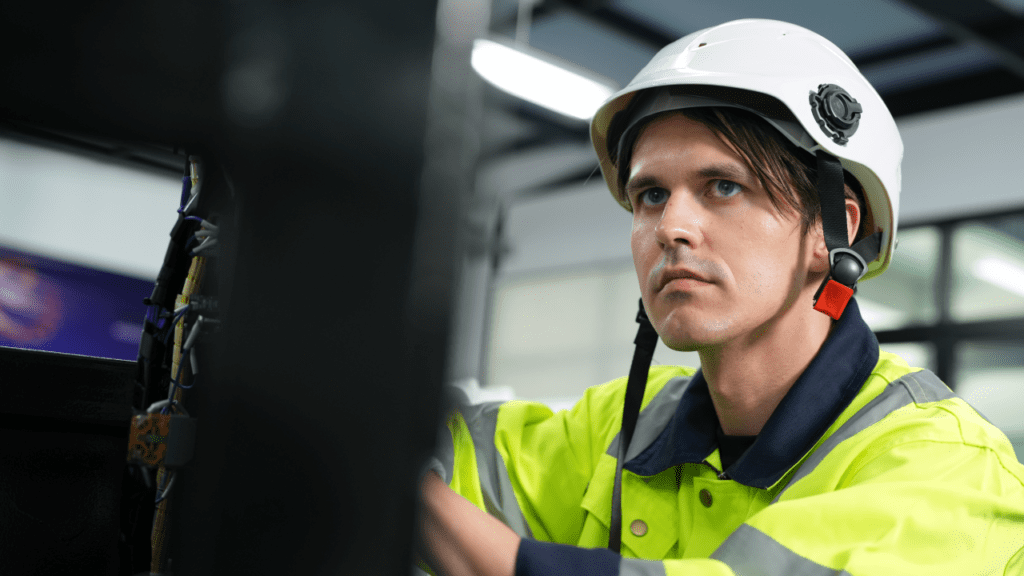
[951,214,1024,322]
[879,342,936,373]
[856,226,940,330]
[489,262,703,406]
[955,341,1024,463]
[488,263,642,403]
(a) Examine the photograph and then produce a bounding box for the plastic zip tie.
[183,190,199,215]
[191,238,218,254]
[147,399,173,413]
[150,398,190,417]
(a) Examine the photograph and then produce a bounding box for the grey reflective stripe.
[711,524,852,576]
[619,557,667,576]
[773,369,953,504]
[460,401,534,538]
[607,376,692,461]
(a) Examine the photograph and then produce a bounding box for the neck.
[698,290,834,436]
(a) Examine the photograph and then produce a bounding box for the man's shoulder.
[576,364,697,416]
[849,352,1023,479]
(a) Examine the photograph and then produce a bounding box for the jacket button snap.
[699,489,713,508]
[630,519,648,537]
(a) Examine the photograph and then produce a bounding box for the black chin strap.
[812,150,881,319]
[608,298,658,553]
[816,150,850,260]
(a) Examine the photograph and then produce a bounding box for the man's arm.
[418,471,520,576]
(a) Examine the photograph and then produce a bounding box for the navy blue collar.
[624,298,880,488]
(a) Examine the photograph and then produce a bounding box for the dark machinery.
[0,1,466,574]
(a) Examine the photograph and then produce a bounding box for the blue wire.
[164,344,198,411]
[177,373,197,390]
[178,175,190,211]
[169,349,197,390]
[162,310,187,346]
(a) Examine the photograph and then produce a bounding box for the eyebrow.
[697,163,752,183]
[624,174,661,198]
[624,162,753,197]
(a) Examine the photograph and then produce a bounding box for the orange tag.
[127,413,171,467]
[813,279,853,320]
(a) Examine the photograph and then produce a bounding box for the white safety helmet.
[591,18,902,281]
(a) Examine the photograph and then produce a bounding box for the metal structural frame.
[488,0,1024,160]
[875,206,1024,388]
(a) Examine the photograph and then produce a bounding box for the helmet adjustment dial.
[810,84,863,145]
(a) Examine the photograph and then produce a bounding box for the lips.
[657,268,713,292]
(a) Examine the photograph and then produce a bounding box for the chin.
[653,311,737,351]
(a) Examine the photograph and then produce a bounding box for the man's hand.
[417,471,521,576]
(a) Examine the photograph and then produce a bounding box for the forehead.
[628,113,746,176]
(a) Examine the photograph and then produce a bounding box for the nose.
[653,192,703,248]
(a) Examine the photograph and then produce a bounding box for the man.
[418,19,1024,576]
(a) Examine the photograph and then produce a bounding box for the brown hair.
[616,107,867,239]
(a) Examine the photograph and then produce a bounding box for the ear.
[845,197,861,246]
[808,219,830,274]
[809,198,862,274]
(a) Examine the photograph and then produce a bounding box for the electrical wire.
[161,305,190,346]
[185,218,218,257]
[177,175,191,212]
[164,316,206,407]
[148,399,189,417]
[190,237,218,255]
[151,160,208,576]
[154,472,176,503]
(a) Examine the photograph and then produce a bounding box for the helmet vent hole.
[698,43,706,47]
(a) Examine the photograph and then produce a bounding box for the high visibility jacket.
[433,300,1024,575]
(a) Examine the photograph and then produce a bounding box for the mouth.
[657,269,713,292]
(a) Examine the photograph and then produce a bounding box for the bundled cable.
[149,249,207,575]
[131,154,221,576]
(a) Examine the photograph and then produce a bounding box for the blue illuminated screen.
[0,246,151,360]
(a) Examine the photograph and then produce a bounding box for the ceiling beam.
[852,35,957,67]
[550,0,676,48]
[544,1,1023,93]
[897,0,1024,79]
[884,67,1024,117]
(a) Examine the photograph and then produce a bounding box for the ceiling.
[475,0,1024,199]
[3,0,1024,210]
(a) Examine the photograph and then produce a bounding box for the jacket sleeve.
[435,390,603,544]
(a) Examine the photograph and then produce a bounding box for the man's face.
[626,113,817,351]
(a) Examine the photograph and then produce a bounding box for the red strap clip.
[813,279,853,320]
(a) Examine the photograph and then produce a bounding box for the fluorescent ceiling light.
[471,38,616,121]
[972,255,1024,298]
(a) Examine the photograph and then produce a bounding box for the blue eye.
[639,188,669,207]
[712,180,742,198]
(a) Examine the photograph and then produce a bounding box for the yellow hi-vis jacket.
[432,301,1024,575]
